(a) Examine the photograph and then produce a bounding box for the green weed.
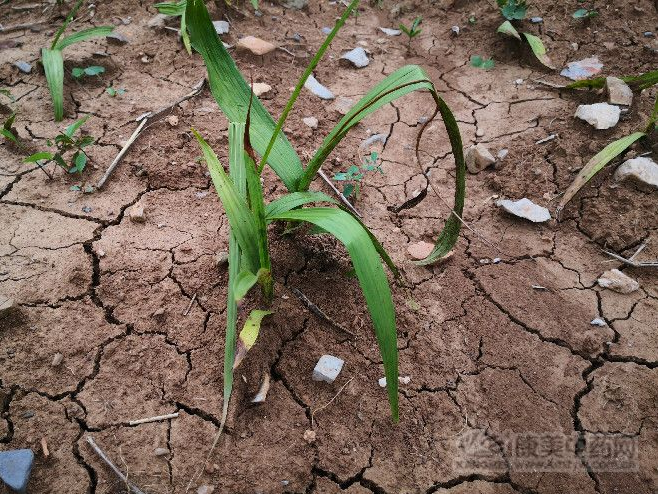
[71,65,105,79]
[495,2,554,69]
[333,151,383,200]
[399,16,422,48]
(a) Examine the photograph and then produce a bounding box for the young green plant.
[399,16,422,48]
[185,0,466,429]
[496,0,554,69]
[42,0,114,121]
[333,151,383,200]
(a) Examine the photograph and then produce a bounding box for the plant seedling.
[1,113,20,146]
[333,151,383,200]
[470,55,495,70]
[41,0,113,121]
[185,0,466,431]
[105,86,126,97]
[71,65,105,79]
[573,8,598,19]
[24,115,94,178]
[498,0,528,20]
[154,0,192,54]
[399,16,422,48]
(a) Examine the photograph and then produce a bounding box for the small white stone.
[379,27,401,36]
[251,82,272,97]
[166,115,179,127]
[497,149,509,161]
[575,103,620,130]
[606,77,633,107]
[212,20,230,35]
[451,25,460,36]
[303,430,317,443]
[236,36,276,56]
[340,47,369,68]
[197,486,215,494]
[614,157,658,189]
[51,353,63,366]
[378,377,387,388]
[597,269,639,294]
[496,198,551,223]
[128,204,146,223]
[302,116,318,129]
[154,447,169,457]
[312,355,344,383]
[378,376,411,387]
[407,241,434,260]
[215,251,229,266]
[590,318,607,327]
[465,144,496,173]
[304,74,334,100]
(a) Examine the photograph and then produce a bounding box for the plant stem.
[51,0,84,49]
[256,0,360,178]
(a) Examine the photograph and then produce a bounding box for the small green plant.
[468,14,477,24]
[41,0,113,121]
[71,65,105,79]
[24,116,94,178]
[1,113,20,146]
[333,151,383,200]
[470,55,495,70]
[556,70,658,214]
[154,0,192,54]
[495,1,554,69]
[105,86,126,97]
[573,8,598,19]
[399,16,422,48]
[185,0,466,430]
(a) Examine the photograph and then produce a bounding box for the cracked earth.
[1,0,658,493]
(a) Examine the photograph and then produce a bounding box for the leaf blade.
[55,26,114,50]
[42,48,65,121]
[523,32,555,70]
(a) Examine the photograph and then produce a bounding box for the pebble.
[0,449,34,493]
[496,198,551,223]
[378,376,411,387]
[303,430,316,443]
[51,353,63,367]
[236,36,276,56]
[597,269,639,294]
[614,157,658,189]
[13,61,32,73]
[197,486,215,494]
[590,318,607,327]
[379,27,401,36]
[215,251,229,266]
[147,13,168,28]
[0,295,15,318]
[643,31,655,38]
[605,77,633,107]
[128,204,146,223]
[107,32,129,45]
[251,82,271,97]
[154,447,169,457]
[574,103,620,130]
[340,47,369,68]
[166,115,179,127]
[312,355,344,383]
[212,20,229,35]
[302,116,318,129]
[321,27,332,35]
[304,74,334,100]
[465,144,496,173]
[332,96,354,115]
[451,25,460,36]
[407,241,434,260]
[561,57,603,80]
[530,16,543,23]
[82,206,93,213]
[497,148,509,161]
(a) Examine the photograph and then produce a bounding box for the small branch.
[183,294,197,316]
[290,287,355,337]
[85,436,149,494]
[311,377,354,427]
[97,79,206,189]
[603,247,658,268]
[128,412,179,426]
[317,168,361,218]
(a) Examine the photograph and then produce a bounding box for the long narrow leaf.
[269,207,399,421]
[50,0,84,48]
[154,0,186,15]
[55,26,114,50]
[186,0,303,190]
[42,48,65,121]
[265,191,337,220]
[193,129,260,273]
[557,132,645,213]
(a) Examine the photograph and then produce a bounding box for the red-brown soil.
[1,0,657,493]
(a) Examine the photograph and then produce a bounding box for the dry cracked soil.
[1,0,658,493]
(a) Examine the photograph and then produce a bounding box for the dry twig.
[85,436,149,494]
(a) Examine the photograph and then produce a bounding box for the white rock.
[212,20,229,35]
[197,486,215,494]
[606,76,633,107]
[166,115,179,127]
[312,355,344,383]
[574,103,620,130]
[332,96,354,115]
[378,376,411,387]
[51,353,63,366]
[451,25,460,36]
[590,318,607,327]
[407,241,434,260]
[128,204,146,223]
[465,144,496,173]
[303,429,316,443]
[496,198,551,223]
[597,269,639,294]
[497,148,509,161]
[304,74,334,100]
[154,447,169,456]
[215,251,229,266]
[614,157,658,189]
[340,47,369,68]
[302,116,318,129]
[236,36,276,56]
[379,27,401,36]
[251,82,271,97]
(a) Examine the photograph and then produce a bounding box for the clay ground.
[1,0,658,492]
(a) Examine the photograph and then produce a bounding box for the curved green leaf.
[55,26,114,51]
[269,207,399,421]
[155,0,186,15]
[42,48,65,121]
[523,32,555,70]
[497,20,521,40]
[265,191,337,220]
[234,310,273,369]
[234,270,259,301]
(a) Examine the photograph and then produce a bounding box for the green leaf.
[71,67,85,79]
[573,8,597,19]
[1,128,18,144]
[0,88,15,102]
[264,191,337,220]
[71,151,87,173]
[566,70,658,91]
[154,0,186,15]
[233,310,272,369]
[500,0,527,20]
[557,132,646,212]
[51,0,84,49]
[233,269,259,301]
[25,152,53,163]
[523,32,555,70]
[55,26,114,51]
[470,55,495,70]
[186,0,304,190]
[84,65,105,76]
[497,20,521,40]
[269,207,399,421]
[192,129,260,274]
[64,114,89,138]
[42,48,65,121]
